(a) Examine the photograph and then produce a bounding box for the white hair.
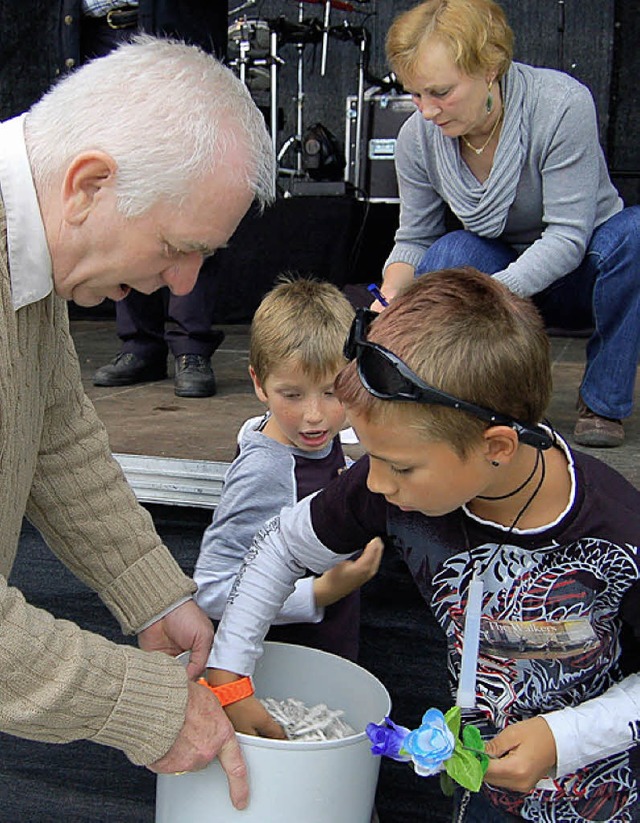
[25,35,275,215]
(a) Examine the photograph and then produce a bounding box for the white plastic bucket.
[156,641,391,823]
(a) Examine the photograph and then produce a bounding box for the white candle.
[456,575,484,709]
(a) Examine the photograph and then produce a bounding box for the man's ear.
[61,151,117,225]
[249,365,268,404]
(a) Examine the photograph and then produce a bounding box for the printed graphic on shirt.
[430,537,639,822]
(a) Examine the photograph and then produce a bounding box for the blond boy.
[195,276,382,661]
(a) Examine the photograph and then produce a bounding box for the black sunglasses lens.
[359,345,416,398]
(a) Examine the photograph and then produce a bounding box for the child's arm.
[313,536,384,607]
[210,496,364,675]
[484,673,640,792]
[195,447,325,625]
[205,669,286,739]
[208,458,386,733]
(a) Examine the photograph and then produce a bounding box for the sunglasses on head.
[344,308,552,451]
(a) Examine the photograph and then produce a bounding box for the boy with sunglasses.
[206,268,640,823]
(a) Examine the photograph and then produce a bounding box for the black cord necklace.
[501,449,546,534]
[463,448,547,572]
[477,448,542,501]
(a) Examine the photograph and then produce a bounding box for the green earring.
[486,80,494,113]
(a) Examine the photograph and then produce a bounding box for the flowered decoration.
[366,706,490,794]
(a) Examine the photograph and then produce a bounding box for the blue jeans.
[415,206,640,419]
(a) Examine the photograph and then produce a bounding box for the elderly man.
[0,36,274,808]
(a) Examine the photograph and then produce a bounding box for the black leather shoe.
[92,352,167,387]
[174,354,217,398]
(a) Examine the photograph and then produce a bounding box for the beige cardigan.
[0,198,197,765]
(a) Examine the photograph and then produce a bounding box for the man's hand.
[314,537,384,608]
[138,599,214,681]
[484,716,557,793]
[148,680,249,810]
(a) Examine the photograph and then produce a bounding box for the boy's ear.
[249,365,269,404]
[483,426,519,464]
[61,151,117,225]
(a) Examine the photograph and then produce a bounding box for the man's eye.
[164,243,183,257]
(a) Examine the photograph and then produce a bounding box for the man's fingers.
[216,737,250,810]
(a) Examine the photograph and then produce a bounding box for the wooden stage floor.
[71,319,640,492]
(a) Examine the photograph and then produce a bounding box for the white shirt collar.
[0,114,53,310]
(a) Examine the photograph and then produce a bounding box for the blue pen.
[367,283,389,307]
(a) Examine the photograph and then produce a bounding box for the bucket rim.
[244,642,392,751]
[176,641,392,752]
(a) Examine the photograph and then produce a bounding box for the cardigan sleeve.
[0,575,190,765]
[493,81,609,297]
[25,301,195,634]
[0,299,197,763]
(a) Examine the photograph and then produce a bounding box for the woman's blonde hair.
[386,0,514,85]
[250,275,355,385]
[335,268,551,458]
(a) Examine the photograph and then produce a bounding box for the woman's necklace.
[460,108,504,156]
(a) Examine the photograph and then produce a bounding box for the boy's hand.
[206,669,286,740]
[225,695,288,739]
[484,716,557,793]
[313,537,384,607]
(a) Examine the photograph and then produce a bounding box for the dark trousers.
[118,274,224,360]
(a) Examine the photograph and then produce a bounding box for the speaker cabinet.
[345,93,415,203]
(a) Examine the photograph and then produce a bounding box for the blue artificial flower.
[366,716,411,762]
[402,708,456,777]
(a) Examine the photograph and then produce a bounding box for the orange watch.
[197,676,254,707]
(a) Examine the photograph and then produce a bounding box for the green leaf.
[462,725,483,751]
[445,747,485,792]
[440,771,456,797]
[461,726,490,774]
[444,705,462,739]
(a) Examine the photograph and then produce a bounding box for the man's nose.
[162,253,203,296]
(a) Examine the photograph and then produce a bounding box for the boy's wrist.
[206,668,247,686]
[198,675,254,707]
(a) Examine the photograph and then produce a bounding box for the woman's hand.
[370,262,416,311]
